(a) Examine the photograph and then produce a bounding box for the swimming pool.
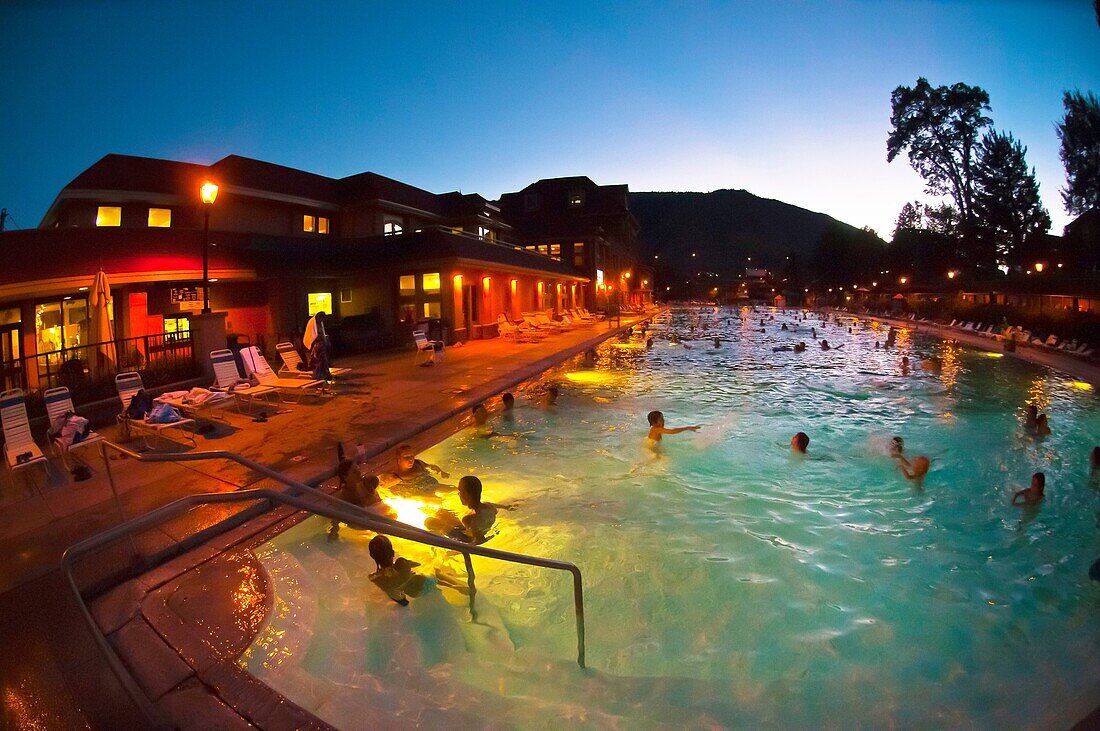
[239,308,1100,728]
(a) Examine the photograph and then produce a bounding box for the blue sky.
[1,1,1096,237]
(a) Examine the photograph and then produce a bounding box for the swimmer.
[329,458,393,540]
[1034,413,1051,437]
[811,327,817,339]
[781,323,789,331]
[368,535,427,606]
[541,386,559,407]
[392,443,449,482]
[713,337,721,348]
[791,431,810,453]
[646,410,701,443]
[793,341,807,353]
[1024,404,1039,430]
[1012,472,1046,505]
[875,341,880,349]
[821,339,830,350]
[896,454,930,486]
[901,356,910,375]
[501,392,515,423]
[582,349,597,367]
[454,475,514,544]
[889,436,904,458]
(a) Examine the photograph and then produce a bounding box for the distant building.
[0,154,607,394]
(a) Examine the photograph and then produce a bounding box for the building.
[497,176,651,309]
[0,154,608,396]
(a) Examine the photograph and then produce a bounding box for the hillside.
[629,189,880,276]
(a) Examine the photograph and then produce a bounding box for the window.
[164,316,190,341]
[550,244,561,261]
[399,275,416,295]
[147,208,171,227]
[524,193,540,212]
[384,221,403,236]
[307,292,332,317]
[399,303,416,323]
[478,226,491,240]
[339,288,352,304]
[96,206,121,227]
[538,244,549,256]
[568,190,585,207]
[35,297,89,353]
[318,217,330,234]
[303,215,315,233]
[573,242,586,267]
[423,302,441,319]
[422,273,441,294]
[525,245,537,252]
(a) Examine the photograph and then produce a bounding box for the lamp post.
[200,181,219,314]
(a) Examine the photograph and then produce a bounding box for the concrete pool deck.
[0,312,656,729]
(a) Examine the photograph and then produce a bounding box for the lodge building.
[0,154,647,395]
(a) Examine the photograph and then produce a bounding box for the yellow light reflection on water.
[982,352,1003,358]
[564,370,619,385]
[1069,381,1093,391]
[385,497,432,529]
[1027,376,1050,410]
[610,342,644,350]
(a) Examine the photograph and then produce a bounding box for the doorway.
[463,284,479,335]
[0,321,22,391]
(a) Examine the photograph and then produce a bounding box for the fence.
[0,332,199,407]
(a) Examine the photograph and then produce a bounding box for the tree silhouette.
[887,78,992,258]
[1057,90,1100,216]
[973,130,1050,268]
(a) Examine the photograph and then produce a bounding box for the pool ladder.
[61,441,587,730]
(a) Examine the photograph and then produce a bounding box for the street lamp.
[947,270,957,280]
[200,181,219,313]
[1034,262,1044,273]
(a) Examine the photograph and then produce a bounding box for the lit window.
[478,226,491,240]
[147,208,171,228]
[303,215,315,233]
[384,221,403,236]
[423,301,441,319]
[164,316,189,340]
[596,269,604,287]
[422,272,441,293]
[538,244,549,256]
[307,292,332,317]
[568,191,584,207]
[525,245,537,252]
[573,242,585,267]
[550,244,561,261]
[96,206,121,227]
[318,217,330,234]
[399,275,416,295]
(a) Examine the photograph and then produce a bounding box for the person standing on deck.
[303,311,332,380]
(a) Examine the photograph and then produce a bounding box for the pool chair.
[497,316,540,342]
[535,313,569,330]
[412,330,445,365]
[580,308,605,321]
[569,308,596,322]
[115,373,196,449]
[240,347,326,403]
[275,341,350,379]
[43,386,103,471]
[209,349,278,414]
[2,389,53,488]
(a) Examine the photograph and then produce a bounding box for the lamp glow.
[200,181,219,205]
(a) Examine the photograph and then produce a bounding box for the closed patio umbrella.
[89,269,115,369]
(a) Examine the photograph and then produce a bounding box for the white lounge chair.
[43,386,103,470]
[240,347,325,402]
[534,313,568,330]
[497,316,540,343]
[209,349,278,413]
[413,330,445,364]
[115,373,196,448]
[2,389,52,487]
[275,342,350,379]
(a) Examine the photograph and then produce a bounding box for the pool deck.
[849,311,1100,387]
[0,312,655,729]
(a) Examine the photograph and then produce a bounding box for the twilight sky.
[1,1,1097,237]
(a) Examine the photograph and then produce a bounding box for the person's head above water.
[890,436,904,456]
[1031,472,1046,494]
[458,475,483,507]
[472,403,489,424]
[791,432,810,453]
[368,534,395,569]
[395,444,416,468]
[502,392,514,410]
[544,386,559,405]
[647,410,664,428]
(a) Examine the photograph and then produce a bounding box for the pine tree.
[973,130,1050,268]
[1057,90,1100,216]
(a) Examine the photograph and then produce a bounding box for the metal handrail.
[61,442,586,729]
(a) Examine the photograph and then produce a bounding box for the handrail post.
[462,551,478,622]
[573,569,586,669]
[101,440,138,560]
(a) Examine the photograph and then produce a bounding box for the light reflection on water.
[241,307,1100,728]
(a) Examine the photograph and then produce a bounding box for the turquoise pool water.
[240,308,1100,728]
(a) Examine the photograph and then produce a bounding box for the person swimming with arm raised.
[646,410,701,445]
[1012,472,1046,505]
[895,454,930,487]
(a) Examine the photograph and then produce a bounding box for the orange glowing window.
[147,208,171,227]
[422,273,441,293]
[510,279,518,295]
[482,276,491,292]
[318,217,330,234]
[96,206,121,227]
[303,214,315,233]
[453,274,463,288]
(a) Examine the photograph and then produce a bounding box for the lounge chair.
[115,373,196,448]
[1,389,52,487]
[275,342,350,379]
[1042,335,1059,348]
[43,386,103,470]
[522,313,558,332]
[580,308,605,321]
[412,330,445,365]
[209,349,278,413]
[497,316,541,342]
[240,347,326,402]
[535,313,568,330]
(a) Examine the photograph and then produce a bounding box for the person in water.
[1024,404,1039,430]
[329,458,394,540]
[455,475,513,544]
[794,341,807,353]
[500,392,515,423]
[901,356,910,375]
[1034,413,1051,437]
[896,454,930,486]
[1012,472,1046,505]
[646,411,701,443]
[791,431,810,453]
[889,436,904,458]
[541,386,559,407]
[820,340,830,350]
[392,443,449,483]
[368,535,428,606]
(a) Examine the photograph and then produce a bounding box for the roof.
[63,154,209,197]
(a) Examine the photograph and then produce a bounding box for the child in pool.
[389,443,449,489]
[470,403,502,438]
[541,386,559,407]
[1024,404,1039,430]
[646,411,701,444]
[1012,472,1046,505]
[424,475,512,544]
[896,454,930,486]
[368,535,428,606]
[1034,413,1051,437]
[501,392,515,423]
[328,457,395,540]
[791,431,810,453]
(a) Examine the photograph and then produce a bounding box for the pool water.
[240,308,1100,728]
